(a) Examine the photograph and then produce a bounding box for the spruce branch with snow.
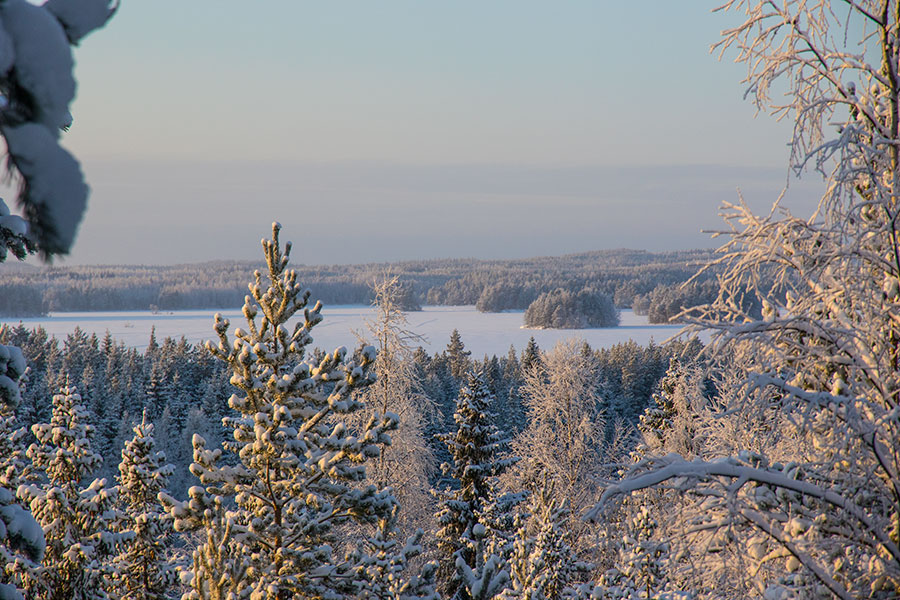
[0,344,25,411]
[0,0,117,259]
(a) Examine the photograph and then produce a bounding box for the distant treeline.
[633,279,721,324]
[633,278,770,324]
[0,249,717,317]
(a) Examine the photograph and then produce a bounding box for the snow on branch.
[586,454,900,566]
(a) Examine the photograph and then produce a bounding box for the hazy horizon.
[6,159,825,267]
[3,2,829,266]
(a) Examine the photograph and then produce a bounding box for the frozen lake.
[3,306,693,357]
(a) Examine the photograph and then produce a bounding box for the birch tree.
[591,2,900,597]
[509,340,606,533]
[355,274,435,536]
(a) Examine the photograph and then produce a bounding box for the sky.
[15,1,827,265]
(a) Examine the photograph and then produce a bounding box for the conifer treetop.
[167,224,398,600]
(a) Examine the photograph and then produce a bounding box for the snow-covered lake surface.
[4,306,694,356]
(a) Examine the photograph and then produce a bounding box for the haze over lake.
[5,307,691,356]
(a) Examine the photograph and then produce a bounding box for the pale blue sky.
[37,1,823,264]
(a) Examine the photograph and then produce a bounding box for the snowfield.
[6,306,695,356]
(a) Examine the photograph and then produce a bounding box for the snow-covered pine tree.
[435,370,519,600]
[111,412,178,600]
[163,223,397,599]
[19,384,125,600]
[166,438,246,600]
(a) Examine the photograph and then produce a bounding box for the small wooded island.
[523,288,619,329]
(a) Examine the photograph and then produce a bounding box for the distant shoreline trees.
[0,249,715,317]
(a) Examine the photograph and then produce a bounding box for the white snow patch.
[0,0,74,131]
[3,122,87,253]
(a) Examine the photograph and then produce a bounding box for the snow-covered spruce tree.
[0,0,117,259]
[501,483,591,600]
[348,506,439,600]
[111,413,178,600]
[594,503,687,600]
[435,370,520,600]
[590,2,900,598]
[519,338,541,377]
[355,274,436,537]
[0,347,43,600]
[163,223,397,599]
[19,384,125,600]
[634,358,706,460]
[446,330,471,381]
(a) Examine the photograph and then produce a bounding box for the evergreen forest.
[2,1,900,599]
